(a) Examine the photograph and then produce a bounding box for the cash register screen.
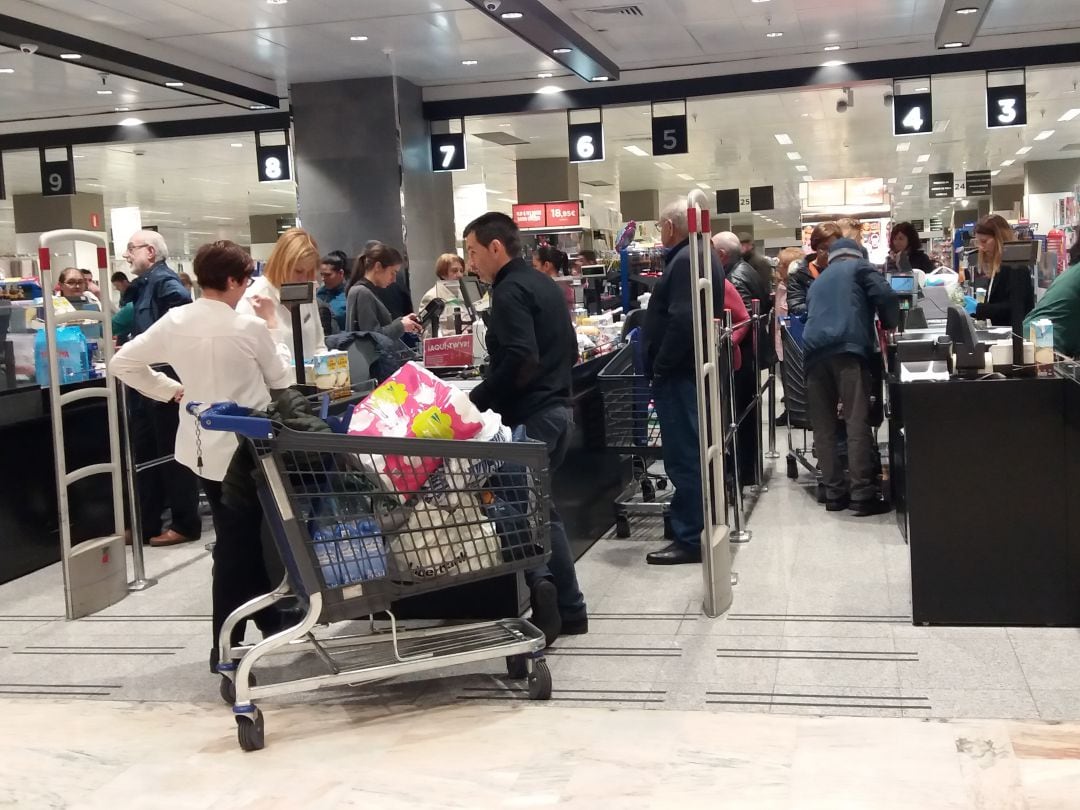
[890,276,916,293]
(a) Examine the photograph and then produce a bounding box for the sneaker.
[529,580,561,647]
[851,499,891,517]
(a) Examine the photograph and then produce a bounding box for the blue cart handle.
[186,401,275,439]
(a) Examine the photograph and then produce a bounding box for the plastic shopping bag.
[386,502,501,583]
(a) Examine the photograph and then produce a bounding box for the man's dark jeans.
[130,390,201,541]
[807,353,877,503]
[520,405,587,623]
[651,375,703,549]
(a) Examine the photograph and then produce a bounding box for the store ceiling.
[456,63,1080,231]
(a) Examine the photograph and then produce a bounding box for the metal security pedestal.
[39,230,128,618]
[686,192,735,618]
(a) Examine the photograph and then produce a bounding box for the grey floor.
[2,437,1080,722]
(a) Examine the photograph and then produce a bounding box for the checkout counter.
[887,294,1080,626]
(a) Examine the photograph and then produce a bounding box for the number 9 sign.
[39,149,75,197]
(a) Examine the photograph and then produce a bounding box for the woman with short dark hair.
[886,222,936,275]
[111,240,294,664]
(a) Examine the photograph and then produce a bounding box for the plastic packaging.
[1031,318,1055,376]
[34,325,89,386]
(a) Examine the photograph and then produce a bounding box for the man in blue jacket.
[642,200,725,565]
[804,238,899,516]
[122,230,199,545]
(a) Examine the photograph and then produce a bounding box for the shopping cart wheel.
[528,659,553,700]
[506,654,529,680]
[615,514,631,538]
[236,709,265,752]
[656,477,669,491]
[786,455,798,479]
[219,672,257,705]
[641,478,656,503]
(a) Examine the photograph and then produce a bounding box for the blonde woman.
[238,227,326,376]
[972,214,1035,327]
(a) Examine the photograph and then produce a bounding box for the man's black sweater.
[469,257,577,426]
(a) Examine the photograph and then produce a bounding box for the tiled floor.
[2,439,1080,804]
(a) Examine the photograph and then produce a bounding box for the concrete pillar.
[13,192,106,282]
[291,76,455,299]
[516,158,579,204]
[619,189,659,222]
[992,183,1024,216]
[1025,159,1080,233]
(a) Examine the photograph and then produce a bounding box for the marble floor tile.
[1030,690,1080,722]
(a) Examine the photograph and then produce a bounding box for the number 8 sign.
[256,144,291,182]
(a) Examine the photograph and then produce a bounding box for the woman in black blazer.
[972,215,1035,327]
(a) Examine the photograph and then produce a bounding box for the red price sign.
[512,204,546,229]
[545,201,580,228]
[423,335,474,368]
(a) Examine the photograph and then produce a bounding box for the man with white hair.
[642,199,724,565]
[121,230,200,547]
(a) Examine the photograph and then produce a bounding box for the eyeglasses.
[61,278,86,286]
[244,275,255,287]
[654,220,667,233]
[125,243,151,253]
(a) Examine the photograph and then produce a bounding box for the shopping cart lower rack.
[191,401,554,752]
[597,335,673,539]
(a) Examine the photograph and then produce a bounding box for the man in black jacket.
[464,212,587,644]
[803,238,899,516]
[642,200,725,565]
[739,232,774,292]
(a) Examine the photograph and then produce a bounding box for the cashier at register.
[971,215,1035,327]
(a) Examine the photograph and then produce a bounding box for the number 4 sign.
[893,91,933,136]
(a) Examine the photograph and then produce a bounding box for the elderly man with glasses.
[120,230,200,547]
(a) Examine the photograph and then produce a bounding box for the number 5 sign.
[651,113,688,156]
[39,146,75,197]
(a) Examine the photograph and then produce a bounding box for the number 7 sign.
[430,132,466,172]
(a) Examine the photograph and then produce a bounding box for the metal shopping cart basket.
[191,400,554,751]
[778,317,819,484]
[596,327,673,539]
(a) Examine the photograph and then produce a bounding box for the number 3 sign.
[986,84,1027,129]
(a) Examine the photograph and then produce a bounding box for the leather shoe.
[529,580,561,647]
[646,542,702,565]
[851,499,891,517]
[149,529,197,547]
[825,497,850,512]
[561,616,589,636]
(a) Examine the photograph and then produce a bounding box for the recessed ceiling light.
[802,175,813,181]
[461,60,478,65]
[766,31,784,38]
[916,154,930,162]
[887,177,898,184]
[0,68,13,74]
[537,72,553,79]
[801,113,810,117]
[1000,159,1015,166]
[902,191,910,196]
[913,87,929,93]
[114,106,130,112]
[165,81,184,88]
[497,123,512,127]
[230,143,244,148]
[1016,146,1032,155]
[795,165,807,171]
[1034,130,1055,141]
[1059,109,1080,122]
[943,41,965,48]
[552,48,572,54]
[774,133,793,145]
[934,120,950,132]
[751,0,770,3]
[677,173,694,181]
[591,75,610,82]
[903,184,914,190]
[786,152,801,160]
[486,189,502,195]
[824,45,841,51]
[990,170,1001,176]
[350,36,369,41]
[624,145,648,157]
[912,167,924,174]
[250,104,271,110]
[96,89,113,95]
[821,60,845,67]
[654,162,675,170]
[896,142,910,152]
[955,6,979,14]
[696,182,710,189]
[581,193,592,198]
[267,0,287,4]
[500,11,523,19]
[497,198,515,203]
[59,53,81,60]
[536,85,563,95]
[118,117,144,126]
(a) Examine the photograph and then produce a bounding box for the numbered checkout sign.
[652,114,688,156]
[893,92,933,136]
[39,146,76,196]
[430,132,466,172]
[568,121,605,164]
[256,144,291,183]
[986,84,1027,129]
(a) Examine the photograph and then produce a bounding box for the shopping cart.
[778,317,819,484]
[596,327,673,539]
[190,400,553,751]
